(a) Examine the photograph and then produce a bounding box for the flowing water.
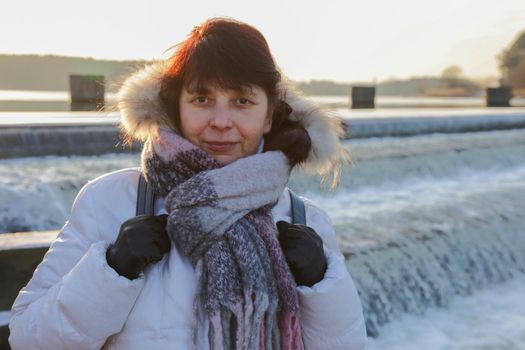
[1,124,524,348]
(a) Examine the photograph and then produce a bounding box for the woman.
[9,18,367,350]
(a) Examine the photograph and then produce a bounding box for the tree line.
[499,29,525,92]
[1,29,524,96]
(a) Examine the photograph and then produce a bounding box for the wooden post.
[486,86,512,107]
[351,86,376,109]
[69,75,105,111]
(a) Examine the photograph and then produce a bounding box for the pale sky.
[2,0,525,83]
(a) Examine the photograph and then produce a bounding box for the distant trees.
[499,30,525,89]
[439,65,469,92]
[441,65,464,79]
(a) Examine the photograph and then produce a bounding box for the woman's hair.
[159,17,311,167]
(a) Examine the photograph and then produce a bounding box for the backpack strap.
[136,172,156,216]
[288,188,306,225]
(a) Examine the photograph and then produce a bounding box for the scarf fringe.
[200,295,307,350]
[279,312,305,350]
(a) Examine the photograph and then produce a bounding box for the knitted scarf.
[141,128,304,350]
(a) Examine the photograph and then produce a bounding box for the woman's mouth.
[205,141,237,153]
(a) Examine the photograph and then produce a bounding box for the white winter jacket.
[9,60,368,349]
[9,168,367,350]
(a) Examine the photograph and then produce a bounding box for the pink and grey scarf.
[141,128,304,350]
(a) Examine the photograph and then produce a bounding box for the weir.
[345,205,525,336]
[1,114,524,345]
[346,111,525,138]
[288,129,525,335]
[1,110,525,158]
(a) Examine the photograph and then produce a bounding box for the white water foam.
[0,153,139,233]
[368,276,525,350]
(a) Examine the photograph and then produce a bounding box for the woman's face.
[179,84,272,165]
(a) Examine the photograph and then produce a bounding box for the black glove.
[277,221,327,287]
[106,214,170,280]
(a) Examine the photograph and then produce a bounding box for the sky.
[2,0,525,83]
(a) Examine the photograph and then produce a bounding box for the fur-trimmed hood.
[117,61,348,182]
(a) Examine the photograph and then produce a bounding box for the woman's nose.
[209,105,233,129]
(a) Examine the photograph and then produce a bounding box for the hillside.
[0,54,483,96]
[297,77,482,97]
[0,54,149,91]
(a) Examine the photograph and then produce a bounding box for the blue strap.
[289,189,306,225]
[136,172,155,216]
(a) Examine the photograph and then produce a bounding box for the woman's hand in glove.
[106,214,171,280]
[276,221,327,287]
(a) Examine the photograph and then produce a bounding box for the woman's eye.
[237,98,251,105]
[191,96,210,105]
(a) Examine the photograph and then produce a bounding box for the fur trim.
[279,80,350,185]
[118,63,349,182]
[118,61,172,141]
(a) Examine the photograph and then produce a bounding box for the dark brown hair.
[159,17,311,166]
